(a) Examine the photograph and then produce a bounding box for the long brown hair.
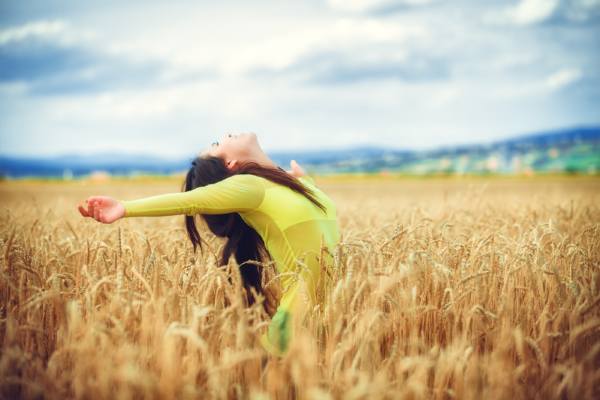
[183,156,325,314]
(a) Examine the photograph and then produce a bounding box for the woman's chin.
[244,132,259,144]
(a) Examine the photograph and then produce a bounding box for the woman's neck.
[246,148,278,169]
[252,153,278,169]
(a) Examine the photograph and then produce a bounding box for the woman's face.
[200,132,260,168]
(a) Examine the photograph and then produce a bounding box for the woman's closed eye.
[212,141,219,146]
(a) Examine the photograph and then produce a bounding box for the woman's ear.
[227,159,238,170]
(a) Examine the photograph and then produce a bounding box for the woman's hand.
[77,196,126,224]
[286,160,307,178]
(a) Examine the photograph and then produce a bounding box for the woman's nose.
[224,133,232,139]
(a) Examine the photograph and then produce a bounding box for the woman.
[77,132,339,355]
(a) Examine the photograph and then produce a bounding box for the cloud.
[0,20,72,45]
[484,0,559,25]
[227,18,425,74]
[484,0,600,25]
[512,0,559,24]
[232,18,441,84]
[545,68,582,89]
[330,18,419,41]
[494,67,584,99]
[427,87,460,107]
[282,50,450,84]
[0,20,211,94]
[558,0,600,22]
[327,0,441,13]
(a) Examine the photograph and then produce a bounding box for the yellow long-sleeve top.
[121,174,339,355]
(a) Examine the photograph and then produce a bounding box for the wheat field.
[1,180,599,399]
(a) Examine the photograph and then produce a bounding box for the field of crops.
[1,179,599,399]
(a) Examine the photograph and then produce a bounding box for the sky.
[0,0,599,158]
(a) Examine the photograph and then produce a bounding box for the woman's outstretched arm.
[77,174,265,224]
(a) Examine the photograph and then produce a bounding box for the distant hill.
[0,153,192,179]
[1,127,598,178]
[291,126,600,175]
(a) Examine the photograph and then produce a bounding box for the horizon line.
[1,125,598,160]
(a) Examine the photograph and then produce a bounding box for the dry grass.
[1,180,599,399]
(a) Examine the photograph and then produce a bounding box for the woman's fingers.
[87,197,102,221]
[77,205,89,217]
[87,197,95,218]
[77,201,104,223]
[286,160,308,178]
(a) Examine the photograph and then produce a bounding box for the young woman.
[77,132,339,355]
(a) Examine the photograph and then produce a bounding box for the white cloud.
[327,0,440,13]
[331,18,419,41]
[0,20,95,46]
[484,0,559,25]
[427,87,460,107]
[0,20,68,44]
[545,68,582,89]
[491,53,538,70]
[581,0,600,6]
[493,67,583,99]
[226,18,424,73]
[512,0,559,24]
